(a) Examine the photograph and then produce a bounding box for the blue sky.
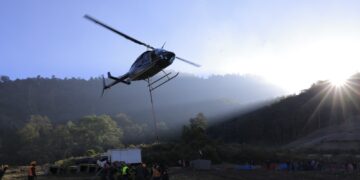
[1,0,360,92]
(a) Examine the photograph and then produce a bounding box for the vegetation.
[5,73,360,164]
[143,113,221,164]
[0,74,283,164]
[209,73,360,145]
[0,115,122,164]
[0,112,219,165]
[0,74,282,130]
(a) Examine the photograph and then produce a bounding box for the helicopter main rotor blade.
[84,15,155,50]
[175,56,201,67]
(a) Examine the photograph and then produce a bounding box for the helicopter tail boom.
[101,72,131,97]
[107,72,120,81]
[107,72,130,85]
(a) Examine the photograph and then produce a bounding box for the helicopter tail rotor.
[101,75,107,97]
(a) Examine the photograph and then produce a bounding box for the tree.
[15,115,124,163]
[190,113,207,130]
[113,113,148,144]
[71,115,123,154]
[178,113,221,161]
[17,115,54,163]
[0,76,10,83]
[182,113,208,144]
[49,124,74,159]
[18,115,52,142]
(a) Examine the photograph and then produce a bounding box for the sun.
[329,76,348,87]
[326,68,353,87]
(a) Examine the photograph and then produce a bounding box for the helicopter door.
[150,51,156,62]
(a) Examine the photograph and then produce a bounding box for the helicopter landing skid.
[147,71,179,92]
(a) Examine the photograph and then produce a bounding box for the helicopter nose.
[165,52,175,63]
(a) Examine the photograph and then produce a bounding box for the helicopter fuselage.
[127,49,175,81]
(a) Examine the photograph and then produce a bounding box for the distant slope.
[284,117,360,151]
[0,74,284,129]
[209,73,360,146]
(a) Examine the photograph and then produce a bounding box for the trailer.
[106,148,142,164]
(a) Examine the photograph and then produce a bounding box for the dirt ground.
[3,167,360,180]
[170,168,360,180]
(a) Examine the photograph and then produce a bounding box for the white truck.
[105,148,142,164]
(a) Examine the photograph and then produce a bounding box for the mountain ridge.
[209,73,360,146]
[0,74,285,129]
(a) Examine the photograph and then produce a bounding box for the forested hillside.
[0,74,284,128]
[209,73,360,146]
[0,74,284,163]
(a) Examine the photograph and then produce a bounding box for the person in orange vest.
[28,161,36,180]
[151,164,161,180]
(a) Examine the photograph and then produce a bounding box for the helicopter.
[84,15,200,95]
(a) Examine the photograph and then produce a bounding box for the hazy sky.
[1,0,360,92]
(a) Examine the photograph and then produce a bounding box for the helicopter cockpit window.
[154,49,159,55]
[154,49,166,59]
[133,52,148,66]
[154,49,165,55]
[134,58,142,67]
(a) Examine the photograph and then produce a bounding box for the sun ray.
[335,86,348,122]
[342,89,360,123]
[301,83,334,132]
[342,79,360,113]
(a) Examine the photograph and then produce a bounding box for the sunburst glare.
[329,76,348,87]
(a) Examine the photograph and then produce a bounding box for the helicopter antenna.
[161,42,166,49]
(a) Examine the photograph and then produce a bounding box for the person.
[135,163,149,180]
[161,167,169,180]
[101,161,111,180]
[121,163,130,180]
[28,161,36,180]
[0,165,9,180]
[151,164,161,180]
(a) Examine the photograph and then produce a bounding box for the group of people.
[264,160,360,172]
[0,161,36,180]
[98,160,169,180]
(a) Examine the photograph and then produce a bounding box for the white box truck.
[106,148,142,164]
